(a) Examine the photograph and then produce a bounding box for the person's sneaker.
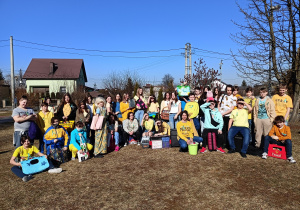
[124,143,127,147]
[262,152,268,159]
[200,147,207,153]
[217,147,226,153]
[115,146,120,151]
[287,156,296,163]
[71,157,76,161]
[137,142,141,146]
[94,154,104,158]
[22,175,33,182]
[228,149,236,154]
[48,168,63,174]
[240,152,247,158]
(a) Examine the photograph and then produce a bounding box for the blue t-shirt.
[258,98,269,119]
[112,102,122,118]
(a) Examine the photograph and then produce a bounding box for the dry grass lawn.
[0,122,300,209]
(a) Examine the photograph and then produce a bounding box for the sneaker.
[287,156,296,163]
[240,152,247,158]
[228,149,236,154]
[124,143,127,147]
[217,147,225,153]
[137,142,141,146]
[48,168,63,174]
[22,175,33,182]
[262,152,268,159]
[115,146,120,151]
[200,147,207,153]
[71,157,76,161]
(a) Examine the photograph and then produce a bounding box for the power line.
[14,44,182,58]
[14,39,184,53]
[0,40,9,42]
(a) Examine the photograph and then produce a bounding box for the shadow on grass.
[0,150,12,155]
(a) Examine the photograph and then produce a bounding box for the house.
[23,59,87,94]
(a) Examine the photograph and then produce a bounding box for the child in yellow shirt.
[262,115,296,163]
[176,110,203,152]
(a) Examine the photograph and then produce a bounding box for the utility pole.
[184,43,192,77]
[219,59,223,81]
[10,36,15,110]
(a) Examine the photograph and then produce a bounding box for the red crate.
[268,144,287,160]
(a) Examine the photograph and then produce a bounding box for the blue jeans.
[193,118,200,131]
[107,132,120,146]
[169,113,179,129]
[135,110,145,126]
[228,126,250,154]
[39,137,44,154]
[264,136,292,158]
[178,136,203,149]
[11,158,55,178]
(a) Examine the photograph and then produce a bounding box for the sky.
[0,0,249,88]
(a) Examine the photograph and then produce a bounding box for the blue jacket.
[43,125,69,155]
[70,129,89,151]
[200,102,223,130]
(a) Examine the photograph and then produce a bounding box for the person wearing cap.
[227,98,253,158]
[199,99,225,153]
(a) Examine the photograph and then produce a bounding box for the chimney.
[50,62,55,74]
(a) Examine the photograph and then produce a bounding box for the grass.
[0,122,300,209]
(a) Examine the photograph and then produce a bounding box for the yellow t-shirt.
[272,94,293,118]
[148,102,159,113]
[230,109,249,128]
[36,111,54,133]
[176,121,194,141]
[243,97,256,119]
[184,101,199,119]
[143,119,154,131]
[63,103,71,117]
[13,145,40,161]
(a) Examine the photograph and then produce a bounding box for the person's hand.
[187,139,193,145]
[129,131,133,135]
[78,133,82,137]
[218,130,222,134]
[79,149,83,154]
[174,114,178,120]
[54,139,58,143]
[272,136,279,140]
[18,163,22,167]
[111,130,114,135]
[63,147,68,151]
[43,155,47,159]
[250,96,255,100]
[85,119,89,123]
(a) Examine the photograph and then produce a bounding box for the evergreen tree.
[157,87,163,105]
[150,85,154,96]
[241,80,247,87]
[0,69,5,84]
[133,82,139,96]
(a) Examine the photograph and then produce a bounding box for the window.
[60,86,66,93]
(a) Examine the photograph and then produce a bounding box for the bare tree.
[102,70,145,96]
[181,58,221,89]
[232,0,300,122]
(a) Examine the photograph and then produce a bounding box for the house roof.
[23,59,87,82]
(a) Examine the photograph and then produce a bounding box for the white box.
[152,140,162,149]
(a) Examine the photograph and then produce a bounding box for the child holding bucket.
[262,116,296,163]
[176,110,203,152]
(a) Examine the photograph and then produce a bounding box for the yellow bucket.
[188,143,199,155]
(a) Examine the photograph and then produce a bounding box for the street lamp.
[268,3,281,96]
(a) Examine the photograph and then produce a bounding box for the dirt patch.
[0,122,300,209]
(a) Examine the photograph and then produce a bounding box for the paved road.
[0,116,13,124]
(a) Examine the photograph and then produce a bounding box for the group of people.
[10,84,296,182]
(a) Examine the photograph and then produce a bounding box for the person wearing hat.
[227,98,253,158]
[199,99,225,153]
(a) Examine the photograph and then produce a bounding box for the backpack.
[28,121,40,140]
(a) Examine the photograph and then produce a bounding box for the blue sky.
[0,0,248,88]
